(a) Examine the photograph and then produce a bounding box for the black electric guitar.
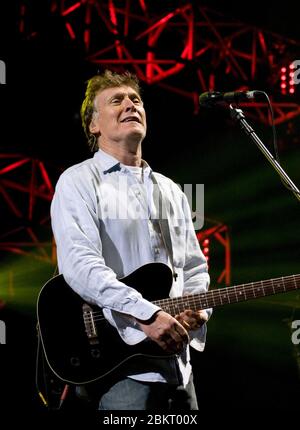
[37,262,300,385]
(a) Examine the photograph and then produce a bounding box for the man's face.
[91,85,147,144]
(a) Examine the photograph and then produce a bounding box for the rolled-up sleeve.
[181,193,212,351]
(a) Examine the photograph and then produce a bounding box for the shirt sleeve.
[181,192,212,351]
[51,172,161,331]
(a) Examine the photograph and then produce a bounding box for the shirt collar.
[94,148,152,178]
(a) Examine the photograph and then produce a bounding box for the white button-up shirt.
[51,149,211,386]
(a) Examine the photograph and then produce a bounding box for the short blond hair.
[80,70,141,151]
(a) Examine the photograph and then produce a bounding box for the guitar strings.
[86,275,300,322]
[84,274,300,323]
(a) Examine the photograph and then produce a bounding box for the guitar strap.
[151,172,178,282]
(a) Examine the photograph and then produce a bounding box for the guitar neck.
[153,274,300,316]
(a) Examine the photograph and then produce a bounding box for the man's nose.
[123,97,136,111]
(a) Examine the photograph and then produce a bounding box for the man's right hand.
[136,310,189,354]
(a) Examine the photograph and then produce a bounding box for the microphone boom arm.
[229,105,300,203]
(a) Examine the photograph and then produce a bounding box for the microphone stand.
[229,104,300,379]
[229,105,300,202]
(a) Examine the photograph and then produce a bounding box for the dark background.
[0,0,300,424]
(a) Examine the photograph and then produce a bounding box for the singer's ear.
[89,111,100,135]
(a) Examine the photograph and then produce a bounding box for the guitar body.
[37,262,174,385]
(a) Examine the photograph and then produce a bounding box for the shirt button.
[154,247,160,255]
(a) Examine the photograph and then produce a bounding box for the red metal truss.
[18,1,300,124]
[197,222,231,286]
[0,154,60,262]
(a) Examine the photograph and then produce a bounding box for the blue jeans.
[98,375,198,410]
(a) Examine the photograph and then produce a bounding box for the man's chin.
[125,130,146,144]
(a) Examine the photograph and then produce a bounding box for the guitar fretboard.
[153,274,300,316]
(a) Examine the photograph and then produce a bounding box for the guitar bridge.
[82,303,99,345]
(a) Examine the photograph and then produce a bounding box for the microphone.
[199,90,259,106]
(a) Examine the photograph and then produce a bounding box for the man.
[51,69,211,410]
